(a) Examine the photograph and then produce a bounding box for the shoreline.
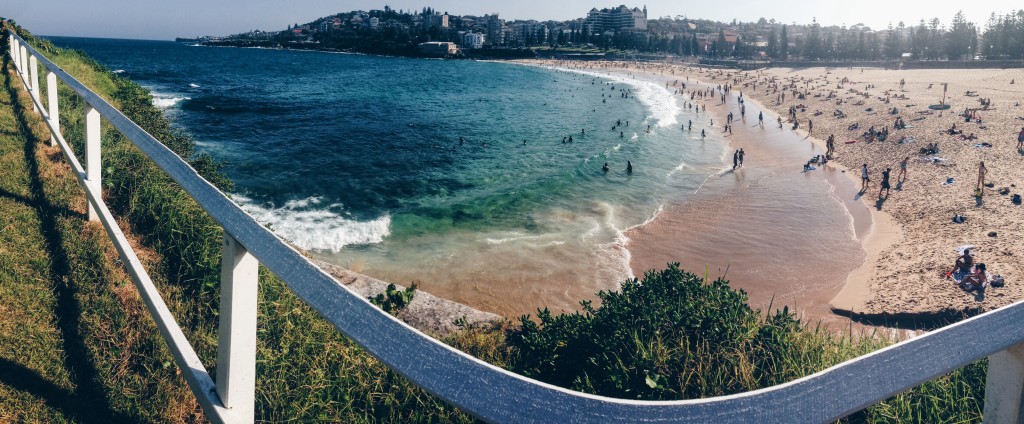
[739,65,1024,322]
[737,93,905,317]
[531,60,877,326]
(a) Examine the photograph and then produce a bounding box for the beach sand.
[744,66,1024,321]
[527,60,1024,326]
[521,59,872,327]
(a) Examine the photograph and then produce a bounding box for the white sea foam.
[232,195,391,252]
[485,232,562,246]
[150,92,191,109]
[189,83,201,88]
[112,69,125,74]
[525,63,681,128]
[666,162,689,178]
[823,177,860,243]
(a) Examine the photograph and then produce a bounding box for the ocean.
[46,37,866,319]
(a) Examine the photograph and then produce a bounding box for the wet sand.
[544,61,1024,325]
[525,60,877,326]
[626,73,871,326]
[743,66,1024,319]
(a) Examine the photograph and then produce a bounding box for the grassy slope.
[0,20,988,423]
[2,21,478,423]
[0,43,202,422]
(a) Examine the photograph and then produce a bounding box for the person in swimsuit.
[860,164,869,192]
[879,167,891,198]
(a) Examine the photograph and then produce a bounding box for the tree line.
[232,8,1024,61]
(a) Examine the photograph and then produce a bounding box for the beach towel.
[923,156,951,166]
[950,269,971,283]
[956,245,975,254]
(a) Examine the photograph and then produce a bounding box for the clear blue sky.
[5,0,1018,40]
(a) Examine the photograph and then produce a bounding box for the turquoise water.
[48,37,738,315]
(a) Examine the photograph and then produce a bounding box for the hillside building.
[462,32,485,49]
[585,5,648,34]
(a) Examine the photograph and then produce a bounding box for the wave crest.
[233,195,391,252]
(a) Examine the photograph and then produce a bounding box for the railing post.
[29,54,40,113]
[47,71,59,146]
[7,36,14,70]
[984,342,1024,423]
[20,45,27,77]
[216,233,258,423]
[19,45,27,75]
[10,38,18,72]
[84,102,101,222]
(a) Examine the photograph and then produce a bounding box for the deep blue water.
[46,36,732,314]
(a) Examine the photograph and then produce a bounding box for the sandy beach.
[746,66,1024,320]
[523,59,1024,326]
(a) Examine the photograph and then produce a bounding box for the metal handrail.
[8,30,1024,423]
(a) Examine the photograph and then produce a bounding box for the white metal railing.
[7,30,1024,423]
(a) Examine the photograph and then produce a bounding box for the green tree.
[804,19,822,59]
[779,25,789,58]
[946,11,977,59]
[885,22,904,59]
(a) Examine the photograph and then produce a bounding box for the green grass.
[2,20,478,422]
[0,18,988,423]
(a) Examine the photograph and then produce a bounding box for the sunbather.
[961,263,989,292]
[949,248,974,278]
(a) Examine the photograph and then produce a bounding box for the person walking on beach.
[1017,126,1024,150]
[860,163,870,192]
[826,134,835,157]
[879,167,891,198]
[808,119,813,134]
[777,116,783,129]
[977,161,987,189]
[733,150,739,169]
[758,111,764,127]
[897,156,909,181]
[738,148,745,165]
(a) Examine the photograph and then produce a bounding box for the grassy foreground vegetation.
[0,19,985,422]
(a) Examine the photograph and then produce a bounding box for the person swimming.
[602,162,610,173]
[626,160,633,174]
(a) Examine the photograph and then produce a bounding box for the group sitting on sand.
[947,248,1005,294]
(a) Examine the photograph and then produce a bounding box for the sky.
[4,0,1020,40]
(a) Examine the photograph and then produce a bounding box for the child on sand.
[977,161,987,189]
[879,168,891,198]
[897,157,909,181]
[860,164,869,192]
